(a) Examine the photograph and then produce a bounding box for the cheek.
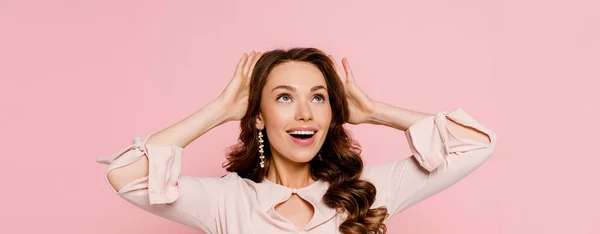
[263,105,293,129]
[319,104,333,123]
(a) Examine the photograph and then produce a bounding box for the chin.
[284,153,317,164]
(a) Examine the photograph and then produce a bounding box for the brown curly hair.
[223,47,388,234]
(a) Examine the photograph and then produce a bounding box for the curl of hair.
[223,47,388,234]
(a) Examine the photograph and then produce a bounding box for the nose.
[295,101,313,122]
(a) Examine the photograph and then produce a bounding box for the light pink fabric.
[96,108,497,234]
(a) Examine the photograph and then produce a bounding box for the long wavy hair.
[224,47,388,234]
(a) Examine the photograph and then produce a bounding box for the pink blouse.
[96,108,497,234]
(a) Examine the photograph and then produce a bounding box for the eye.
[277,94,292,103]
[313,94,326,103]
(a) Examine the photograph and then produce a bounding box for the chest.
[274,194,315,230]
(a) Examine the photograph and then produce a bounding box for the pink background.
[1,0,598,233]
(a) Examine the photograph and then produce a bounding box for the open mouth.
[287,130,316,139]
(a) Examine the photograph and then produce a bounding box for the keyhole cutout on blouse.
[274,193,315,231]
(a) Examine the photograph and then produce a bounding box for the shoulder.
[361,161,402,183]
[206,172,259,193]
[181,172,267,201]
[177,172,247,192]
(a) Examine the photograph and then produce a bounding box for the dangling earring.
[258,130,265,168]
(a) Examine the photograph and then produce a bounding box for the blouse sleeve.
[96,133,220,234]
[361,108,498,219]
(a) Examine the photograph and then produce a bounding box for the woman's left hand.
[329,55,376,125]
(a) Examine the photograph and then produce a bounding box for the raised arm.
[96,51,262,233]
[102,100,228,192]
[362,104,497,219]
[326,56,496,219]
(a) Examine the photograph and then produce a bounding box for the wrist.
[208,99,231,124]
[365,101,387,126]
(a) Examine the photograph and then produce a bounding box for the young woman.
[97,47,497,234]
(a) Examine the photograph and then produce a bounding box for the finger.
[248,52,262,79]
[328,55,346,83]
[235,53,249,78]
[243,51,256,77]
[342,58,355,83]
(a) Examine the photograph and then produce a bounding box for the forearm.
[367,101,491,144]
[366,101,432,132]
[145,100,230,148]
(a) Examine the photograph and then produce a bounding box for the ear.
[255,112,265,130]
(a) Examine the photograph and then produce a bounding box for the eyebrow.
[271,85,327,93]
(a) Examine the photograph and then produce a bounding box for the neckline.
[261,177,324,193]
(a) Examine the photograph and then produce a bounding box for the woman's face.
[256,61,332,164]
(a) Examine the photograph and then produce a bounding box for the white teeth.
[288,130,315,135]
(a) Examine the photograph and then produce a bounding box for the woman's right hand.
[216,51,262,122]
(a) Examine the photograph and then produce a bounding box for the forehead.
[265,61,326,90]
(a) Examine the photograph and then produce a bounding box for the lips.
[286,127,318,147]
[286,127,318,138]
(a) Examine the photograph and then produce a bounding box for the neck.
[266,154,315,189]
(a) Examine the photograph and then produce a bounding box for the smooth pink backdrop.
[1,0,598,233]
